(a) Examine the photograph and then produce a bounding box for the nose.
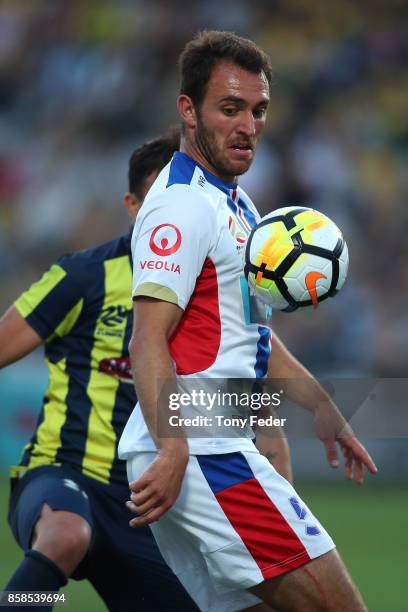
[237,110,255,137]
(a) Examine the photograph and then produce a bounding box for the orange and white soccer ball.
[244,206,349,312]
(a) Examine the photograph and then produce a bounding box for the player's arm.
[255,428,293,483]
[267,333,377,483]
[0,305,43,368]
[127,296,189,527]
[126,190,216,526]
[254,332,293,483]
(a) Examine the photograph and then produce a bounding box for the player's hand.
[314,402,378,484]
[127,448,188,526]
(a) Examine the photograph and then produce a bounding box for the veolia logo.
[149,224,182,256]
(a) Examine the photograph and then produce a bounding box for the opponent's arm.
[267,333,377,483]
[0,260,85,371]
[127,296,189,527]
[0,306,42,369]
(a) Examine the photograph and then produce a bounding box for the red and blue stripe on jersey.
[165,152,271,379]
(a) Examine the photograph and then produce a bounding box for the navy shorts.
[8,465,198,612]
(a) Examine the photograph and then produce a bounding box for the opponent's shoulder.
[57,234,131,278]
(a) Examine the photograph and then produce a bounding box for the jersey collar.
[173,152,238,196]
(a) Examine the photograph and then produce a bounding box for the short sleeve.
[131,187,216,310]
[14,261,84,340]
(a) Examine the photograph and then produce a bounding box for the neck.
[179,136,238,185]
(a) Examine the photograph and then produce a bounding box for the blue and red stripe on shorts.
[197,452,311,580]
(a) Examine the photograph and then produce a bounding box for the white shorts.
[127,450,335,612]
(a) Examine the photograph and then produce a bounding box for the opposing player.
[119,31,377,612]
[0,131,202,611]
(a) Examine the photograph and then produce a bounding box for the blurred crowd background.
[1,7,406,607]
[0,0,407,380]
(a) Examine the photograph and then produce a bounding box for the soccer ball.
[244,206,349,312]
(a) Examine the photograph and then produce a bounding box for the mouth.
[230,143,253,151]
[229,144,254,159]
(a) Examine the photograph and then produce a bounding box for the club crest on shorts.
[290,497,321,536]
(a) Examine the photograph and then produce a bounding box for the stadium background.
[0,1,406,609]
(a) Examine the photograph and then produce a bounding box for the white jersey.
[118,152,271,457]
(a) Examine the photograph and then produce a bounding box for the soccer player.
[0,131,202,611]
[0,130,289,612]
[119,31,378,612]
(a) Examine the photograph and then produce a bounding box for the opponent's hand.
[314,402,378,484]
[127,449,189,526]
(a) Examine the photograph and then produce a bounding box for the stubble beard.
[195,113,251,181]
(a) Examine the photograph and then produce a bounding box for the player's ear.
[177,95,197,129]
[123,193,141,223]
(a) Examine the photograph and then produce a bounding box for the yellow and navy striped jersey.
[12,233,135,486]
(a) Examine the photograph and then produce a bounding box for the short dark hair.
[128,128,180,198]
[179,30,272,107]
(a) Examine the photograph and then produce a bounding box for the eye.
[253,107,267,119]
[223,107,238,116]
